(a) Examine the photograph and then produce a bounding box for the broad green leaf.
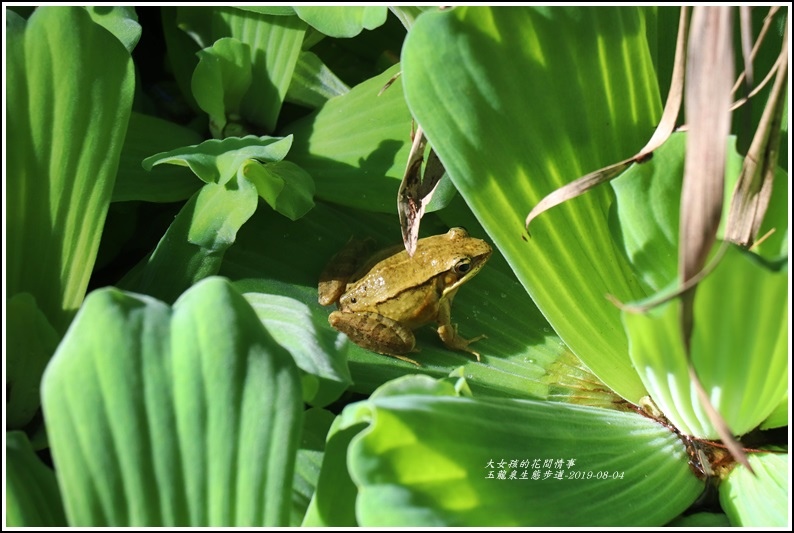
[284,63,413,212]
[220,201,590,402]
[143,134,293,185]
[389,6,437,30]
[623,245,788,438]
[236,279,351,407]
[84,5,141,53]
[612,133,788,291]
[301,15,405,87]
[612,134,743,290]
[5,431,67,527]
[7,6,134,334]
[371,373,461,398]
[113,112,203,203]
[304,374,468,528]
[760,393,788,430]
[286,50,350,108]
[41,278,303,526]
[162,6,202,113]
[667,512,732,527]
[236,6,295,17]
[176,6,306,132]
[6,293,59,428]
[242,159,315,220]
[293,6,388,38]
[302,417,366,527]
[402,6,661,402]
[720,450,788,526]
[291,408,335,526]
[341,386,701,526]
[192,37,253,138]
[119,174,258,303]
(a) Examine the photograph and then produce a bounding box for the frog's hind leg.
[328,310,419,364]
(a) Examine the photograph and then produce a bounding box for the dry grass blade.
[397,126,447,256]
[398,126,428,256]
[730,51,785,112]
[731,6,781,96]
[739,7,756,91]
[680,6,733,279]
[524,160,633,232]
[525,7,689,230]
[725,12,788,246]
[680,6,752,473]
[378,70,402,96]
[636,6,690,159]
[378,71,437,256]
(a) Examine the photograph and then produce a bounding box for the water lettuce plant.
[5,5,789,527]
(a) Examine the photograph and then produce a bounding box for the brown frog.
[318,227,492,365]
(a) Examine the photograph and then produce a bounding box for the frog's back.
[343,245,440,307]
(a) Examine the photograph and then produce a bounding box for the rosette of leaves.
[6,6,787,528]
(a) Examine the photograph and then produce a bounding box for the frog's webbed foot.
[437,323,486,362]
[387,353,422,367]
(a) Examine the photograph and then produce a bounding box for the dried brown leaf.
[725,12,788,246]
[524,160,633,232]
[730,6,782,96]
[680,5,752,473]
[398,126,447,256]
[680,6,734,279]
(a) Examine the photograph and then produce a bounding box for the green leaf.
[291,408,335,526]
[667,512,732,527]
[143,134,293,186]
[284,63,413,212]
[286,50,350,108]
[243,159,315,220]
[610,134,690,292]
[41,278,303,526]
[192,37,253,138]
[611,133,787,291]
[7,6,135,333]
[341,387,701,526]
[760,392,788,430]
[176,6,306,132]
[303,375,469,528]
[113,112,203,203]
[293,6,388,38]
[720,450,789,526]
[402,6,662,402]
[162,7,202,113]
[302,417,366,526]
[119,174,258,303]
[5,431,67,526]
[236,6,295,17]
[623,245,787,438]
[389,6,437,30]
[6,293,59,428]
[236,279,351,407]
[84,5,141,53]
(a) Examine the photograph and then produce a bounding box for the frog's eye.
[453,257,472,276]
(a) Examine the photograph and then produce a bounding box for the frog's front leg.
[328,310,421,366]
[436,298,485,362]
